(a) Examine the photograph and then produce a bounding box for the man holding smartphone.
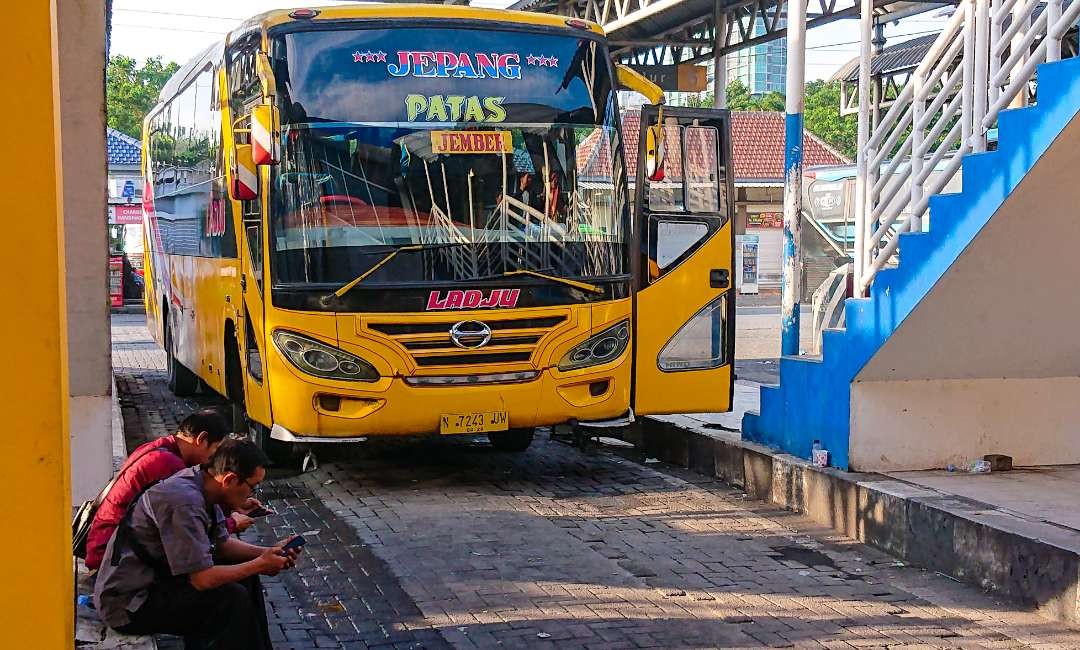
[94,439,301,650]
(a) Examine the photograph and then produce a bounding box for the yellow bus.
[142,5,735,461]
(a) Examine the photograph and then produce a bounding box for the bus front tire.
[488,428,534,452]
[252,421,304,468]
[166,323,198,397]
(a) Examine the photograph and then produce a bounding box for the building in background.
[107,127,144,305]
[716,17,787,96]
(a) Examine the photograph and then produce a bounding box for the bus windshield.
[268,25,626,289]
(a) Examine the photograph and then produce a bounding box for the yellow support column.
[0,1,72,646]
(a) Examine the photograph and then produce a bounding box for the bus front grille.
[364,314,569,369]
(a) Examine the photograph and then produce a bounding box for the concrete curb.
[627,416,1080,624]
[111,375,127,468]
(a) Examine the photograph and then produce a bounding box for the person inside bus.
[94,439,301,650]
[513,171,537,209]
[83,409,258,572]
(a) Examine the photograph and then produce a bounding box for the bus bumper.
[266,360,631,440]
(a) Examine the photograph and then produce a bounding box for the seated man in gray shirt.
[94,438,301,650]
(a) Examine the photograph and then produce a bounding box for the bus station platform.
[631,409,1080,626]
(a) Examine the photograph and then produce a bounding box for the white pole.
[781,0,807,356]
[973,0,990,152]
[853,0,873,296]
[1010,5,1030,107]
[961,0,976,154]
[989,0,1003,108]
[910,84,924,233]
[1047,0,1063,62]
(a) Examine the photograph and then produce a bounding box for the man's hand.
[230,511,255,533]
[274,535,304,568]
[257,546,292,576]
[239,497,264,513]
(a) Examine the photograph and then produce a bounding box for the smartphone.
[246,506,273,518]
[279,535,306,556]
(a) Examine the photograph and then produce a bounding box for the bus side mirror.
[230,144,259,201]
[644,123,666,182]
[613,65,668,182]
[251,103,280,166]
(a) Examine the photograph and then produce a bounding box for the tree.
[107,55,180,139]
[803,79,857,159]
[725,79,755,110]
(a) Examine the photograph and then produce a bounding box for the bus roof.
[233,4,604,39]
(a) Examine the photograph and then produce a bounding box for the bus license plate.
[440,411,509,435]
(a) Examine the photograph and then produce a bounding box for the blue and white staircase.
[742,54,1080,471]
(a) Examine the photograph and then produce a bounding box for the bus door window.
[228,35,267,288]
[647,124,726,281]
[244,197,263,289]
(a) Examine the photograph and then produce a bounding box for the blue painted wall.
[743,56,1080,470]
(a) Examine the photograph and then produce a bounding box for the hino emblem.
[449,321,493,350]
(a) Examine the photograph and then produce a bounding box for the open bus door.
[631,105,736,415]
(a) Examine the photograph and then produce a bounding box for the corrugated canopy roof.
[834,0,1077,83]
[832,33,939,83]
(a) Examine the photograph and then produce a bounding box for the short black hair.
[177,409,231,444]
[203,438,270,481]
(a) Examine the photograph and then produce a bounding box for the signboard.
[109,204,142,225]
[747,212,783,228]
[629,64,708,92]
[807,179,847,220]
[430,130,512,154]
[121,179,136,200]
[109,256,124,308]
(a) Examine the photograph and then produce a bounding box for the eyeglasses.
[242,478,261,496]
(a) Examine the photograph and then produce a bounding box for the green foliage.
[803,80,857,159]
[680,79,856,159]
[725,79,753,110]
[106,55,179,139]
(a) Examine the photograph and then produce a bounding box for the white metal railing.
[853,0,1080,295]
[809,263,851,355]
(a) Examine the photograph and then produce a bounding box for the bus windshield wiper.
[499,269,605,295]
[321,244,424,305]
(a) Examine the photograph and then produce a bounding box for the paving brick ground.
[112,313,1080,649]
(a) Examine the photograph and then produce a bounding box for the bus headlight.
[558,320,630,371]
[272,330,379,382]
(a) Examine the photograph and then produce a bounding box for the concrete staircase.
[742,55,1080,470]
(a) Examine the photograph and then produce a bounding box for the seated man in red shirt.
[84,409,254,571]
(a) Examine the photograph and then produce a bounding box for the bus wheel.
[489,428,534,452]
[251,421,305,469]
[165,322,198,397]
[224,338,247,434]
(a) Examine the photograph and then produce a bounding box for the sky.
[110,0,947,83]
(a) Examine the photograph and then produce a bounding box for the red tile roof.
[578,111,849,183]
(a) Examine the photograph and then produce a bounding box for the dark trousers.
[118,574,272,650]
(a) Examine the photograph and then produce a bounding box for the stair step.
[996,104,1042,153]
[820,328,848,359]
[927,191,968,233]
[1035,56,1080,100]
